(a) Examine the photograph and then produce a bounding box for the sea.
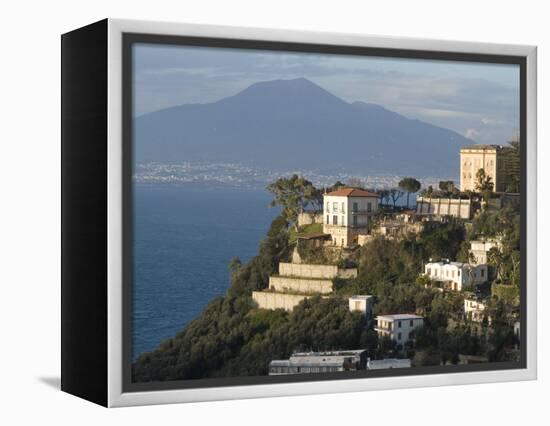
[132,185,280,359]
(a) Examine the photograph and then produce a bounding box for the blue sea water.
[132,185,280,359]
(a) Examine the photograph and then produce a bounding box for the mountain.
[134,78,472,177]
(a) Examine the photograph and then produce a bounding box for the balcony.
[375,323,393,333]
[351,210,373,215]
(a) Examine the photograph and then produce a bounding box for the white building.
[424,259,488,291]
[366,358,411,370]
[348,295,374,321]
[464,298,489,323]
[268,350,366,375]
[323,188,379,247]
[375,314,424,347]
[469,239,501,265]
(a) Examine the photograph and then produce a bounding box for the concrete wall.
[297,212,323,227]
[337,268,358,279]
[269,276,333,294]
[416,197,472,219]
[279,262,337,278]
[278,262,357,279]
[252,291,309,311]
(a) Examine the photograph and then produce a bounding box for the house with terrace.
[423,259,488,291]
[322,187,379,247]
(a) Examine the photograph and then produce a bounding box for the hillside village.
[253,142,521,375]
[132,139,521,382]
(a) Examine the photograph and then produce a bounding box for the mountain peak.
[221,77,347,108]
[247,77,324,91]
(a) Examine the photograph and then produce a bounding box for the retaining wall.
[252,291,309,311]
[416,197,472,219]
[278,262,357,279]
[297,212,323,227]
[269,276,333,294]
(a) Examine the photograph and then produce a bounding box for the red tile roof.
[324,188,379,197]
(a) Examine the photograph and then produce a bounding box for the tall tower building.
[459,144,512,192]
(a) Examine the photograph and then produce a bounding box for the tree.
[388,188,404,209]
[474,168,494,207]
[426,185,434,197]
[266,175,322,228]
[228,257,242,277]
[398,177,422,208]
[505,137,520,193]
[377,189,390,206]
[486,247,504,280]
[438,180,455,192]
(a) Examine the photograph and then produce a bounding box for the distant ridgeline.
[135,78,473,177]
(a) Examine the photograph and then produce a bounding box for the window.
[353,202,358,212]
[397,332,402,340]
[410,320,414,327]
[452,271,455,278]
[458,270,461,277]
[398,321,402,328]
[326,202,330,213]
[333,202,338,212]
[326,215,329,224]
[367,202,372,212]
[427,268,431,275]
[341,238,345,246]
[353,216,358,226]
[341,202,345,213]
[333,215,338,225]
[481,269,485,277]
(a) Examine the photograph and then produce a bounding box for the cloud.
[465,129,480,140]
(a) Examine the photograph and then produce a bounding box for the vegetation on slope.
[133,178,521,382]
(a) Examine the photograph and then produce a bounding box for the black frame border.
[61,19,109,406]
[122,32,528,393]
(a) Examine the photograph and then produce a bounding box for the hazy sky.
[133,43,520,146]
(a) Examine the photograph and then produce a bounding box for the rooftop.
[349,295,373,300]
[426,260,469,267]
[293,349,366,357]
[270,358,347,368]
[324,187,379,198]
[460,144,504,151]
[376,314,424,320]
[296,232,331,241]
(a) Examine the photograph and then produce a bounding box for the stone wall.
[279,262,337,278]
[297,212,323,227]
[337,268,358,279]
[416,197,472,219]
[269,276,333,294]
[278,262,357,279]
[252,291,309,311]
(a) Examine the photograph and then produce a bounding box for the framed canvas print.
[61,18,537,407]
